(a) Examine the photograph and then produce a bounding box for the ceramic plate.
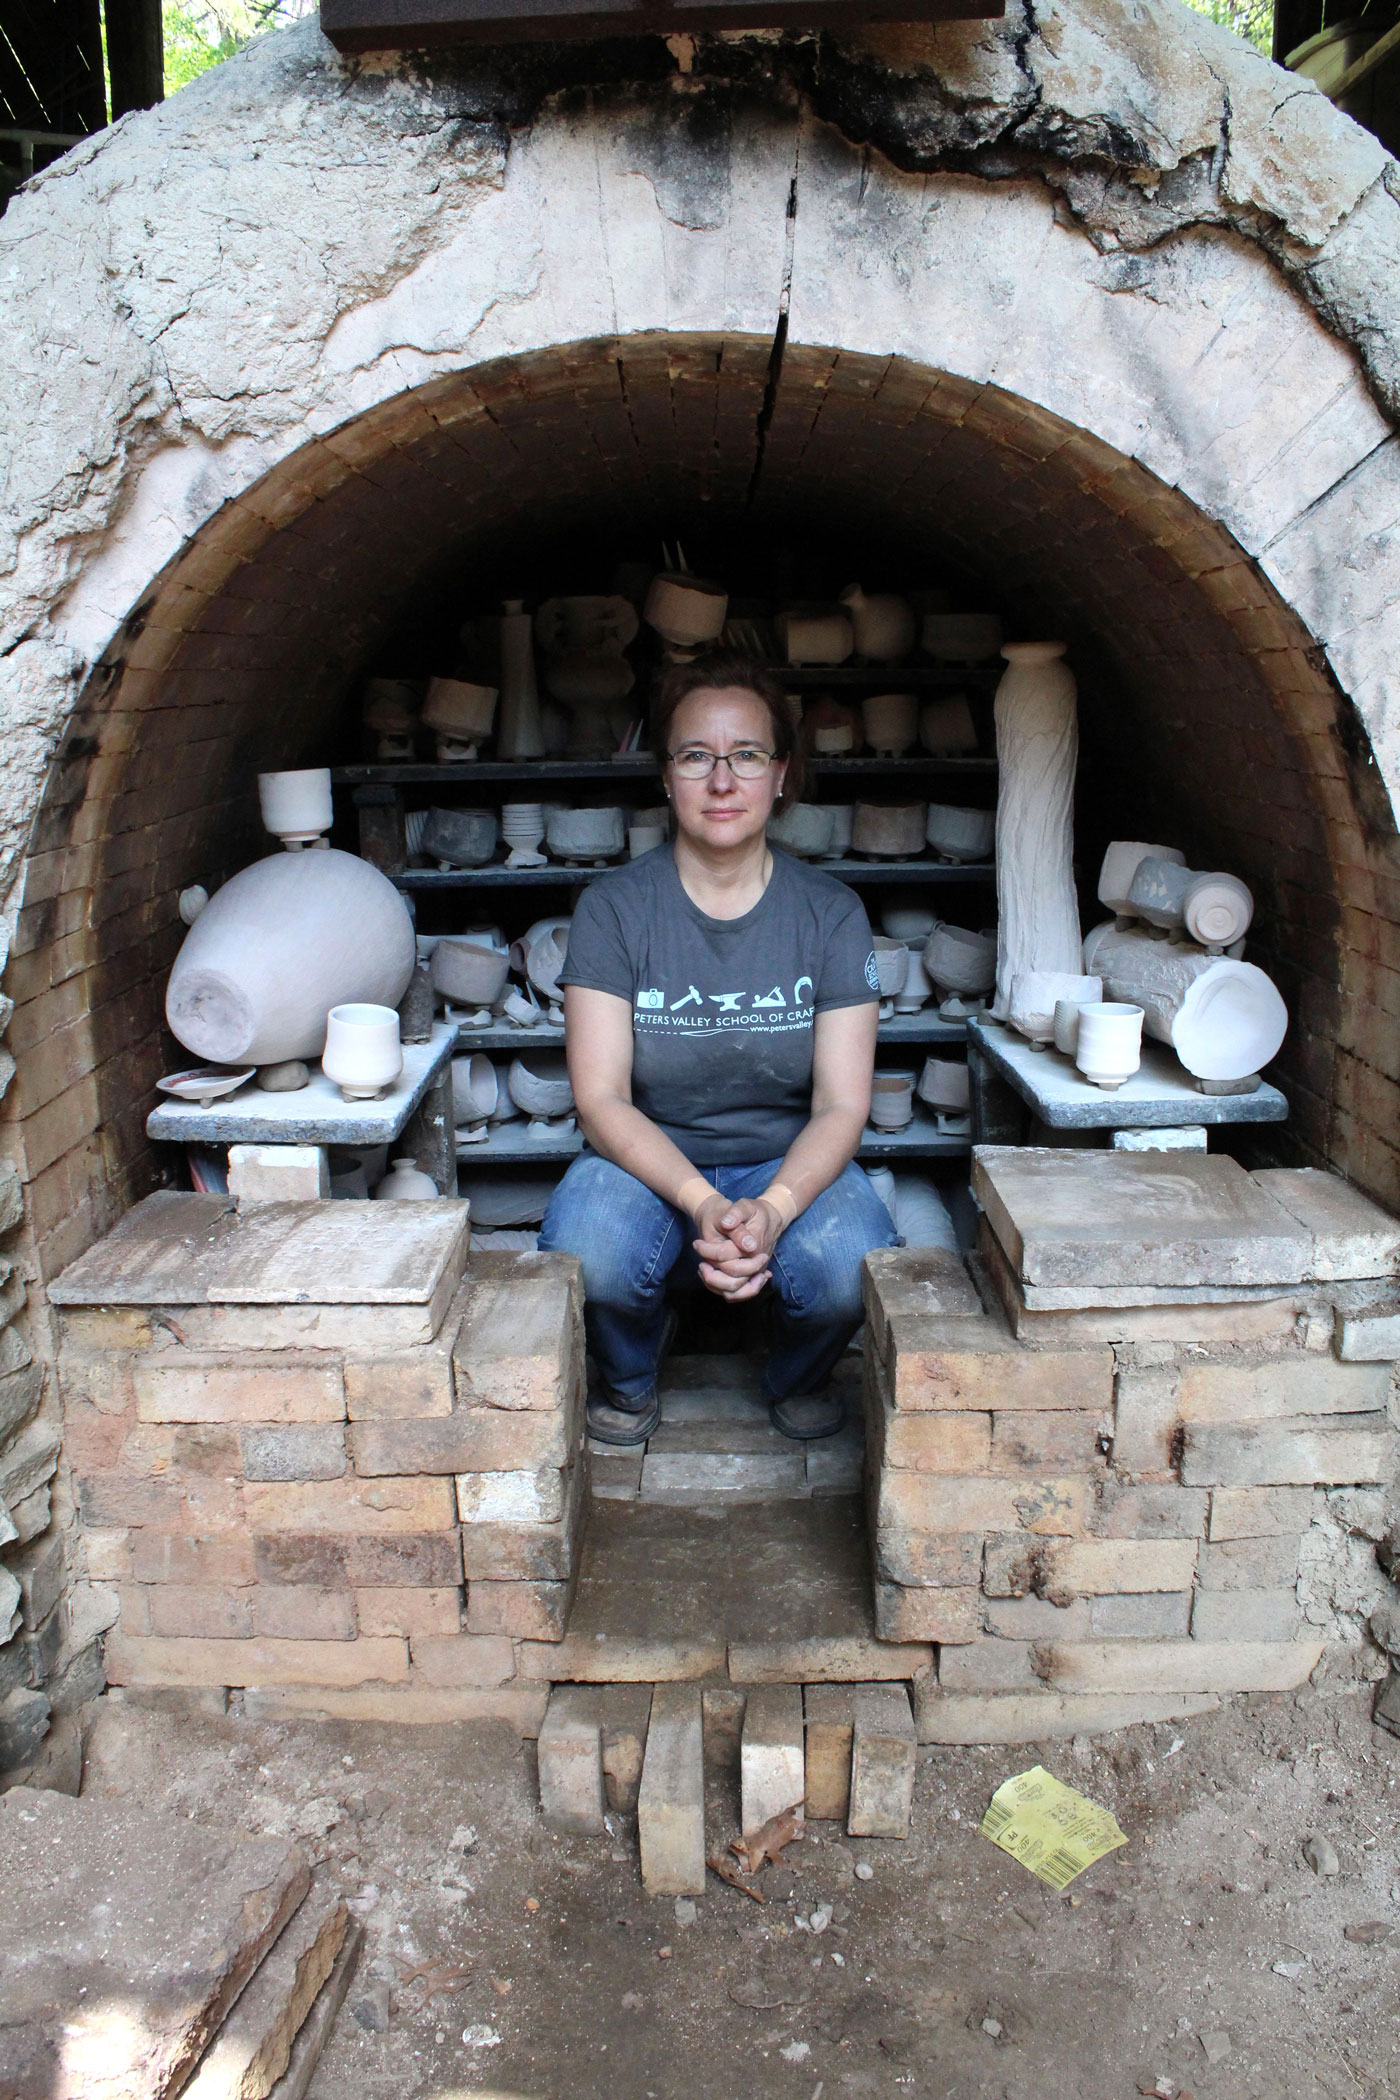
[158,1066,256,1105]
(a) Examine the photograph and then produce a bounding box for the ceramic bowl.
[258,768,333,847]
[816,805,854,858]
[644,573,728,647]
[921,614,1003,664]
[322,1003,403,1101]
[851,802,928,859]
[1010,970,1102,1045]
[869,1071,916,1130]
[840,585,917,664]
[768,803,836,859]
[422,806,499,869]
[508,1053,574,1118]
[861,693,918,758]
[422,677,498,741]
[813,723,856,755]
[924,923,997,996]
[458,1173,555,1227]
[431,938,510,1007]
[452,1053,498,1126]
[362,678,420,735]
[916,1058,970,1111]
[516,918,571,1001]
[778,611,853,667]
[925,803,995,863]
[1075,1001,1145,1090]
[546,807,626,862]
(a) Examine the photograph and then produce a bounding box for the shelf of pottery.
[329,579,1006,1194]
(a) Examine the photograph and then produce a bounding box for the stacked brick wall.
[863,1250,1400,1743]
[60,1251,585,1730]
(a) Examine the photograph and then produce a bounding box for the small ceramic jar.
[373,1157,440,1200]
[1075,1002,1145,1090]
[869,1071,916,1130]
[322,1003,403,1101]
[258,768,333,848]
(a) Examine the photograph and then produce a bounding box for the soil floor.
[82,1684,1400,2100]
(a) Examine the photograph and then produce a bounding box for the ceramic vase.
[922,613,1003,664]
[643,574,728,647]
[322,1003,404,1101]
[869,1072,916,1131]
[258,768,333,848]
[861,693,918,758]
[422,807,498,869]
[919,695,979,756]
[502,802,547,869]
[925,803,995,863]
[768,803,836,859]
[1074,1001,1145,1091]
[839,585,916,663]
[992,642,1082,1018]
[431,938,510,1008]
[496,601,546,761]
[851,802,927,859]
[1096,841,1185,918]
[546,807,625,864]
[1009,970,1102,1047]
[371,1156,438,1200]
[166,849,415,1066]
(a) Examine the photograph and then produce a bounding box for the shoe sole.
[768,1399,847,1442]
[587,1395,662,1447]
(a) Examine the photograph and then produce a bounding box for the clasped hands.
[691,1192,784,1301]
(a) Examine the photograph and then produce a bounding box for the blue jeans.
[538,1155,898,1403]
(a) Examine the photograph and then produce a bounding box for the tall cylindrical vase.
[992,640,1082,1018]
[497,599,546,760]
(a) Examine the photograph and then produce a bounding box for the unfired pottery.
[644,574,728,648]
[890,1174,961,1249]
[805,696,862,755]
[817,805,854,858]
[508,1053,574,1118]
[992,641,1081,1019]
[1183,873,1253,949]
[1074,1001,1145,1091]
[422,807,498,869]
[869,1071,916,1131]
[431,938,510,1008]
[513,918,571,1002]
[921,613,1003,664]
[778,611,853,667]
[925,803,995,863]
[851,802,927,859]
[923,923,997,998]
[1082,920,1287,1083]
[178,886,209,926]
[452,1053,499,1127]
[1125,855,1192,931]
[372,1156,439,1200]
[322,1002,403,1102]
[1009,969,1102,1047]
[258,768,333,848]
[166,849,415,1066]
[919,695,980,756]
[496,602,546,761]
[768,803,835,859]
[872,938,910,997]
[916,1058,970,1112]
[894,947,933,1013]
[362,679,420,737]
[1096,840,1185,917]
[423,678,498,747]
[502,802,547,869]
[158,1066,255,1106]
[861,693,918,758]
[840,585,917,664]
[546,807,626,863]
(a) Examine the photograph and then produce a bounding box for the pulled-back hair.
[650,649,805,810]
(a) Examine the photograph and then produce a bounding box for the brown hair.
[650,649,805,810]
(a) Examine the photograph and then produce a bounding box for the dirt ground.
[83,1684,1400,2100]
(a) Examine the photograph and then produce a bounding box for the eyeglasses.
[666,746,776,781]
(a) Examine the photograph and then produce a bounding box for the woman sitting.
[539,650,896,1446]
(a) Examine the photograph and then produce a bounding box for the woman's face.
[664,687,787,856]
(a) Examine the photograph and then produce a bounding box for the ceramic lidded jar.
[373,1157,439,1200]
[839,585,917,664]
[258,768,333,848]
[322,1003,403,1102]
[851,802,927,859]
[861,692,918,758]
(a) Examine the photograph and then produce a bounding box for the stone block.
[938,1640,1042,1690]
[132,1533,257,1586]
[873,1528,983,1589]
[983,1595,1092,1639]
[11,1530,64,1630]
[0,1789,310,2099]
[638,1684,706,1897]
[12,1483,54,1543]
[807,1427,865,1493]
[640,1450,807,1500]
[600,1684,653,1812]
[884,1312,1112,1413]
[1253,1167,1400,1280]
[241,1425,347,1483]
[148,1585,255,1640]
[226,1143,330,1204]
[182,1880,348,2100]
[456,1468,566,1525]
[537,1685,607,1834]
[0,1421,60,1508]
[848,1684,915,1840]
[875,1403,991,1473]
[1177,1356,1389,1422]
[875,1469,1093,1538]
[1041,1537,1199,1599]
[252,1587,358,1641]
[1095,1485,1209,1538]
[83,1527,133,1582]
[135,1355,348,1426]
[874,1582,979,1643]
[803,1684,854,1821]
[0,1364,44,1445]
[0,1686,51,1769]
[1207,1485,1319,1539]
[1191,1588,1302,1641]
[240,1682,548,1731]
[1336,1307,1400,1362]
[1035,1639,1323,1695]
[353,1587,461,1637]
[466,1577,573,1640]
[245,1476,456,1534]
[451,1257,581,1411]
[1112,1366,1180,1477]
[1089,1591,1193,1638]
[518,1635,726,1682]
[915,1686,1221,1744]
[408,1634,517,1687]
[352,1405,574,1476]
[343,1325,458,1421]
[990,1408,1102,1474]
[862,1246,982,1359]
[1181,1414,1398,1486]
[730,1636,933,1683]
[591,1453,644,1500]
[973,1148,1311,1290]
[741,1684,805,1835]
[978,1230,1302,1345]
[1198,1535,1305,1588]
[105,1632,411,1688]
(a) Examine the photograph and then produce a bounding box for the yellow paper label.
[978,1764,1128,1889]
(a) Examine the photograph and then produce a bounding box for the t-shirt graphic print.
[559,844,879,1164]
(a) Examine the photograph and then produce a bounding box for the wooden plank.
[320,0,1002,50]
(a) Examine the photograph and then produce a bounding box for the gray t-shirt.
[559,844,879,1164]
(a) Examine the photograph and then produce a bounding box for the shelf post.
[353,783,407,874]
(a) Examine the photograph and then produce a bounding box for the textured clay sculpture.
[1009,969,1102,1047]
[992,642,1082,1018]
[861,693,918,758]
[1083,920,1288,1083]
[513,918,571,1003]
[258,769,333,849]
[496,601,546,761]
[322,1003,403,1101]
[840,585,917,664]
[1127,858,1254,950]
[925,803,995,863]
[851,802,927,859]
[166,849,415,1065]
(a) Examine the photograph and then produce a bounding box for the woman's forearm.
[766,1104,867,1218]
[576,1093,715,1215]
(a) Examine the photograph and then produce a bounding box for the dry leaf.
[730,1805,804,1876]
[707,1853,766,1903]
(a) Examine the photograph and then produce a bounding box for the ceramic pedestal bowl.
[861,693,918,758]
[508,1053,575,1119]
[869,1071,916,1131]
[431,938,510,1009]
[917,1058,971,1112]
[840,585,916,664]
[1097,840,1185,917]
[158,1066,256,1107]
[768,803,836,859]
[422,807,499,869]
[322,1003,403,1102]
[851,802,928,859]
[644,574,728,647]
[924,923,997,998]
[258,768,333,848]
[546,807,626,864]
[422,678,498,755]
[925,803,995,864]
[777,611,853,667]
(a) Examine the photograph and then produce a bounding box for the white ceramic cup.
[1053,999,1085,1056]
[322,1002,403,1100]
[1075,1002,1144,1091]
[257,767,333,846]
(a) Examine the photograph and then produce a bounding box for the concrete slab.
[184,1880,348,2100]
[848,1683,916,1839]
[1253,1167,1400,1281]
[639,1451,807,1502]
[973,1149,1311,1291]
[0,1789,310,2100]
[740,1684,805,1835]
[969,1019,1288,1129]
[265,1918,363,2100]
[638,1684,706,1896]
[147,1025,454,1147]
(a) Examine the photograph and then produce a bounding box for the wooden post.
[353,784,407,875]
[105,0,164,116]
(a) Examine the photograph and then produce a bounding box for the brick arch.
[7,332,1398,1297]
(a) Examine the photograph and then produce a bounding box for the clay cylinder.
[993,641,1082,1017]
[1082,920,1287,1082]
[166,849,415,1065]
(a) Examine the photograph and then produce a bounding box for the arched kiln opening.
[4,332,1393,1289]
